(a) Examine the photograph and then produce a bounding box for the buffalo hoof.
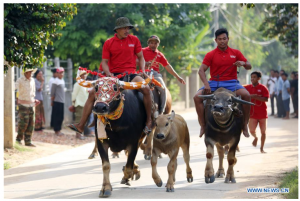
[144,154,151,160]
[215,170,225,178]
[187,177,193,183]
[99,190,111,198]
[132,171,141,181]
[88,153,95,159]
[205,175,215,184]
[166,188,175,192]
[121,178,131,186]
[156,180,163,187]
[225,177,236,183]
[112,153,119,158]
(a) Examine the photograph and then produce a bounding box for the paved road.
[4,104,298,199]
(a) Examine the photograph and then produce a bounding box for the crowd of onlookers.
[15,67,94,147]
[267,69,298,120]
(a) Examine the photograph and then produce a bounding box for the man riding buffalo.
[68,17,153,135]
[193,28,252,138]
[142,35,185,114]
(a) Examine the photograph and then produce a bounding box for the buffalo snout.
[93,102,109,114]
[213,105,224,112]
[156,133,165,139]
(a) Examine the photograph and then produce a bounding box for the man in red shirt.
[244,71,269,153]
[193,28,252,138]
[68,17,153,134]
[142,35,185,114]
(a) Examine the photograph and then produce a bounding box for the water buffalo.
[151,110,193,192]
[198,87,254,184]
[77,75,154,197]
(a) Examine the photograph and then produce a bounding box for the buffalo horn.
[198,94,215,99]
[231,96,255,105]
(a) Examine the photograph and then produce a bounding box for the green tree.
[259,4,298,58]
[4,3,77,72]
[51,3,211,100]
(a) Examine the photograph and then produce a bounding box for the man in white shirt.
[267,70,277,116]
[71,71,90,139]
[48,67,58,94]
[15,68,40,147]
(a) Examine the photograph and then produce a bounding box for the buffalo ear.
[168,110,175,122]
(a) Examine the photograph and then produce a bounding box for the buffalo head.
[76,71,152,115]
[198,89,254,125]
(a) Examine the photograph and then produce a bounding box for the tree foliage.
[4,3,77,72]
[52,4,211,72]
[259,4,298,58]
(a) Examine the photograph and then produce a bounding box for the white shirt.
[72,82,89,107]
[48,77,55,93]
[267,77,277,95]
[15,76,36,107]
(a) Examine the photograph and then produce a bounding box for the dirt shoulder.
[4,127,95,169]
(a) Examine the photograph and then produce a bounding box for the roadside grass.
[4,162,10,170]
[4,143,33,170]
[280,167,298,199]
[14,143,33,152]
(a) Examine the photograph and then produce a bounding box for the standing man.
[68,17,153,135]
[15,68,40,147]
[244,71,269,153]
[51,67,65,136]
[290,71,298,118]
[48,67,58,93]
[267,70,277,116]
[281,72,291,120]
[274,70,284,118]
[193,28,252,138]
[71,71,91,139]
[142,35,185,114]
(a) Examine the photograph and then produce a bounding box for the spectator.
[48,67,58,93]
[281,72,291,120]
[51,67,65,136]
[274,70,285,118]
[290,71,298,118]
[33,69,45,132]
[15,68,40,147]
[244,71,269,153]
[71,71,93,140]
[267,70,277,116]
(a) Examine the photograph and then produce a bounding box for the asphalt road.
[4,104,298,199]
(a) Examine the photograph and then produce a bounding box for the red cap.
[57,67,65,73]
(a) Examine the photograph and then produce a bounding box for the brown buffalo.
[151,110,193,192]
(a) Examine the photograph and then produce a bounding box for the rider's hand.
[106,72,114,77]
[143,72,149,79]
[204,84,211,94]
[177,76,186,84]
[234,61,246,67]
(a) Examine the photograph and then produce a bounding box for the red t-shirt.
[142,47,169,73]
[244,83,269,119]
[102,34,142,73]
[202,46,247,81]
[99,63,103,71]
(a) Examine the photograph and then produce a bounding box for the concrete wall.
[4,67,15,148]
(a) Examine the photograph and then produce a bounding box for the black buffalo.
[78,76,153,198]
[198,87,254,184]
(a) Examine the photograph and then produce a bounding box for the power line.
[218,8,276,46]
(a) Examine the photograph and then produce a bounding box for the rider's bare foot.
[252,137,258,147]
[199,127,205,138]
[243,126,250,138]
[260,148,266,153]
